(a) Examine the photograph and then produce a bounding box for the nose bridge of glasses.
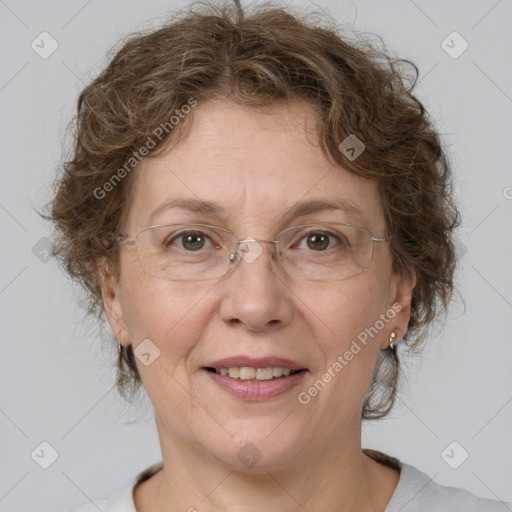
[237,237,279,246]
[233,237,281,262]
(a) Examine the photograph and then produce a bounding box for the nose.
[219,239,294,332]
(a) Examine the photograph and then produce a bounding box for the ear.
[96,257,131,347]
[381,268,417,349]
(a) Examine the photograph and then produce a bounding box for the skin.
[99,98,416,512]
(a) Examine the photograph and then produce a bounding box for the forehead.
[125,99,384,233]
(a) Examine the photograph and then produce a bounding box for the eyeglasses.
[117,222,388,282]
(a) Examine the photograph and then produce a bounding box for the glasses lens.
[277,223,373,280]
[136,224,236,281]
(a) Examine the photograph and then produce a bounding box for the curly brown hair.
[47,0,459,419]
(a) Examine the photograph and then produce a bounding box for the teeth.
[214,366,298,380]
[239,367,256,380]
[228,367,240,378]
[255,367,273,380]
[272,367,283,377]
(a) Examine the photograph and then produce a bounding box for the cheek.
[307,278,388,348]
[300,279,388,407]
[119,267,211,366]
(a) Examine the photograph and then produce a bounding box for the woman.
[48,1,510,510]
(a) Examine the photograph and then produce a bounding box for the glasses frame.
[117,222,389,282]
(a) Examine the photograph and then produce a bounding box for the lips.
[202,356,308,401]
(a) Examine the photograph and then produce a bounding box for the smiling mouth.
[205,367,304,381]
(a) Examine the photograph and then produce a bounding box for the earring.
[388,331,397,350]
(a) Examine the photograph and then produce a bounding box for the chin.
[195,422,310,473]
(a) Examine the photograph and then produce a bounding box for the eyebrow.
[149,198,226,224]
[148,197,368,226]
[279,198,368,226]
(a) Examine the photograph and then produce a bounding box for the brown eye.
[181,232,206,251]
[168,231,209,251]
[306,232,330,250]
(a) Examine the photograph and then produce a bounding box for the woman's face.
[102,99,414,471]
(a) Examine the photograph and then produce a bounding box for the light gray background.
[1,0,511,510]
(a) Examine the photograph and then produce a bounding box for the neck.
[134,415,398,512]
